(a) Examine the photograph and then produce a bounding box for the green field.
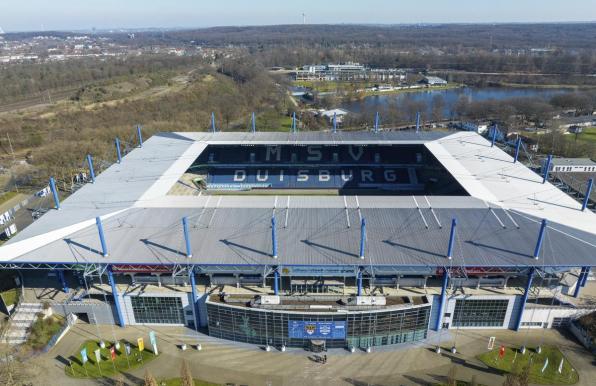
[159,379,220,386]
[576,127,596,143]
[66,340,157,378]
[0,288,18,307]
[477,346,578,385]
[0,191,19,205]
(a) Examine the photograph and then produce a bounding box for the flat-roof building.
[1,130,594,349]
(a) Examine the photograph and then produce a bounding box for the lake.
[341,87,571,119]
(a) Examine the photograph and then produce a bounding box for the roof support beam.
[514,267,534,331]
[115,137,122,164]
[582,178,593,211]
[96,216,108,257]
[272,215,278,259]
[182,216,192,258]
[447,218,457,260]
[513,137,522,163]
[542,155,553,184]
[87,154,96,183]
[533,219,547,260]
[359,218,366,260]
[137,125,143,148]
[434,267,449,331]
[107,265,125,326]
[49,177,60,210]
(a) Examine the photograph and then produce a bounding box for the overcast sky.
[1,0,595,32]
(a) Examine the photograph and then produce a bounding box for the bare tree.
[446,365,458,386]
[180,360,194,386]
[143,369,158,386]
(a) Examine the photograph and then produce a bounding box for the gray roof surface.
[551,158,596,167]
[2,130,595,268]
[10,203,596,267]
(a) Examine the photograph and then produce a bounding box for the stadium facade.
[1,130,595,350]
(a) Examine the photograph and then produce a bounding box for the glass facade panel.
[131,296,185,324]
[452,299,509,327]
[207,302,431,348]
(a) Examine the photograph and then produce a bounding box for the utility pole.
[6,133,15,162]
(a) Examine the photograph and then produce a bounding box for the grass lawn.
[576,127,596,144]
[0,288,18,307]
[26,314,64,350]
[477,346,579,385]
[159,379,220,386]
[0,191,18,205]
[66,340,157,378]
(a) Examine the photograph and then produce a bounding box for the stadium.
[1,130,595,351]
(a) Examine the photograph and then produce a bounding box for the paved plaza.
[19,323,596,386]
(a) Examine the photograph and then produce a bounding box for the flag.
[541,357,549,373]
[94,348,101,363]
[125,343,131,356]
[499,345,505,359]
[149,331,157,347]
[110,346,116,361]
[558,358,564,373]
[487,336,495,350]
[137,337,144,352]
[80,348,88,364]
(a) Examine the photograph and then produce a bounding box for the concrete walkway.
[26,324,596,386]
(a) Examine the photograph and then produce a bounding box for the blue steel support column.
[107,266,125,327]
[87,154,96,183]
[333,112,337,133]
[95,216,108,257]
[581,267,590,287]
[533,219,547,259]
[415,111,421,133]
[514,138,522,163]
[292,112,296,133]
[582,178,593,211]
[374,111,380,133]
[514,267,535,331]
[271,216,278,259]
[251,112,256,133]
[189,269,200,328]
[357,269,363,296]
[182,216,192,258]
[435,268,449,331]
[491,125,498,147]
[115,138,122,163]
[447,218,457,260]
[57,270,68,293]
[273,269,279,295]
[359,218,366,259]
[574,267,586,298]
[542,155,553,184]
[49,177,60,210]
[137,125,143,147]
[211,112,216,133]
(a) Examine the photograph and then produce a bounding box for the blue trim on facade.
[574,267,586,298]
[274,269,279,295]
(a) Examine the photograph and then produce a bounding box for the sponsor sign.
[288,321,346,339]
[281,266,357,277]
[137,337,144,352]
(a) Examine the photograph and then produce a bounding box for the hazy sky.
[1,0,595,32]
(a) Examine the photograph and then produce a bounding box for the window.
[452,299,509,327]
[130,296,185,324]
[521,321,544,327]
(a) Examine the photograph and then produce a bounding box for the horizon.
[1,0,596,33]
[4,20,596,34]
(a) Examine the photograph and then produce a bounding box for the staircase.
[3,302,43,345]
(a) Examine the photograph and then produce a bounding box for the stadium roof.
[2,130,595,268]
